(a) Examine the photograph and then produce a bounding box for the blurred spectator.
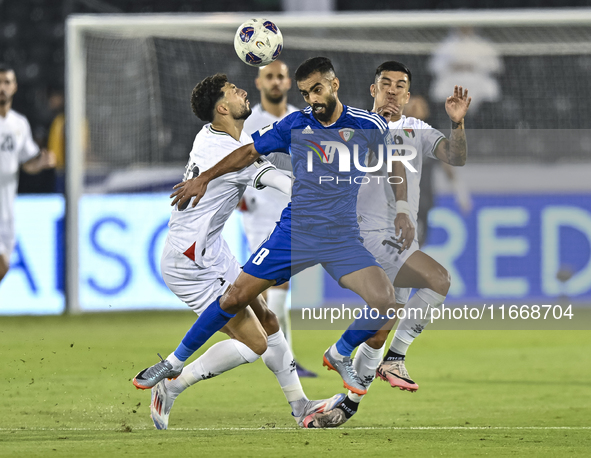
[18,88,64,193]
[405,95,472,247]
[429,27,503,114]
[46,90,66,192]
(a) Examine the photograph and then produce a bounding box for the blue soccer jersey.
[244,105,392,285]
[251,105,390,236]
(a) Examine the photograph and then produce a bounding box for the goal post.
[65,9,591,313]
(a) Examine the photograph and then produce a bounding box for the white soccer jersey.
[357,116,445,232]
[166,123,276,267]
[241,103,298,252]
[0,110,39,254]
[243,103,300,141]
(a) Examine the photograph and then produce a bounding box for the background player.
[240,60,316,377]
[313,61,471,427]
[137,57,413,398]
[134,73,342,429]
[0,64,55,284]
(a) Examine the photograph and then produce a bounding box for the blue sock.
[335,314,388,357]
[173,297,235,362]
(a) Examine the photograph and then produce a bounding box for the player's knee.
[221,288,251,314]
[429,267,451,296]
[249,331,268,355]
[366,287,396,315]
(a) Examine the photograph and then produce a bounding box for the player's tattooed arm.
[435,85,471,166]
[171,143,261,209]
[390,160,415,251]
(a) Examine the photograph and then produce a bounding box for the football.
[233,18,283,67]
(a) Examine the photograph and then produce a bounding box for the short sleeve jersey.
[251,105,390,236]
[240,103,298,229]
[0,110,39,242]
[166,124,275,267]
[357,116,445,231]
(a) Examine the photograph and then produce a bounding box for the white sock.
[329,343,345,361]
[166,339,259,398]
[391,288,446,355]
[262,331,306,404]
[347,342,385,403]
[266,288,291,349]
[166,352,184,371]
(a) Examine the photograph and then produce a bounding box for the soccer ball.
[234,19,283,67]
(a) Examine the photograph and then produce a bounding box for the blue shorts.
[242,221,381,286]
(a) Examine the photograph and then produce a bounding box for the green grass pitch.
[1,311,590,457]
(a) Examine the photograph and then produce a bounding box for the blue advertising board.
[1,193,590,314]
[324,194,591,305]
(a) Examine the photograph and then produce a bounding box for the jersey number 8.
[252,248,270,265]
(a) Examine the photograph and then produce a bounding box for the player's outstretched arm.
[171,143,261,209]
[390,160,415,251]
[21,149,56,174]
[435,85,471,166]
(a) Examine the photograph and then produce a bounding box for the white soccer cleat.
[150,379,176,430]
[308,406,349,428]
[295,393,346,428]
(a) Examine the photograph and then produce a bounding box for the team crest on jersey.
[338,128,354,142]
[403,128,415,138]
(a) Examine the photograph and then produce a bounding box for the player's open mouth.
[313,105,325,113]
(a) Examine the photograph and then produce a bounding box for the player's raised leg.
[375,251,450,389]
[150,294,343,429]
[150,304,266,429]
[323,265,396,395]
[135,271,275,391]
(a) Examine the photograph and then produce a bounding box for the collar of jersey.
[207,124,231,136]
[389,115,406,129]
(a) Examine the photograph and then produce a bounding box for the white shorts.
[160,238,241,315]
[361,229,419,305]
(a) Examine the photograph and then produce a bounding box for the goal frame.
[65,8,591,313]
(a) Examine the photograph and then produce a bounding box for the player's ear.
[370,84,376,98]
[216,101,228,116]
[332,77,339,92]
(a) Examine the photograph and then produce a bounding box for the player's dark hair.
[375,61,412,87]
[0,63,15,73]
[295,57,335,82]
[191,73,228,122]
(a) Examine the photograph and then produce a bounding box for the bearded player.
[134,73,343,429]
[135,57,416,405]
[313,61,471,427]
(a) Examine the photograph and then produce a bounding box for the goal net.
[66,10,591,312]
